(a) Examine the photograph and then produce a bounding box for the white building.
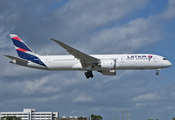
[0,109,58,120]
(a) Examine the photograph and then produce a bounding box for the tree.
[91,114,102,120]
[1,116,21,120]
[78,117,87,120]
[91,114,94,120]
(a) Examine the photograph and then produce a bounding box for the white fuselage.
[20,54,171,71]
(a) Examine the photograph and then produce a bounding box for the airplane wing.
[4,55,28,63]
[50,38,99,69]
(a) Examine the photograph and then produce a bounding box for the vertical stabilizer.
[10,34,36,59]
[10,34,46,67]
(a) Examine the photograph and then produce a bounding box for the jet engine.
[99,60,116,69]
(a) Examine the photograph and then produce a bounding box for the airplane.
[4,34,172,79]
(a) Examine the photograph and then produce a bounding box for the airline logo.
[148,55,153,61]
[127,55,153,61]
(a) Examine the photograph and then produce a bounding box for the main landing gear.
[85,70,94,79]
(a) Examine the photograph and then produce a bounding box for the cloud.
[53,0,149,51]
[161,0,175,19]
[89,17,162,54]
[130,92,164,102]
[58,0,148,27]
[23,77,61,95]
[72,95,95,102]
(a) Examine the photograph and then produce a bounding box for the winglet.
[50,38,63,45]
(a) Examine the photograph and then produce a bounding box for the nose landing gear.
[156,69,161,75]
[85,71,94,79]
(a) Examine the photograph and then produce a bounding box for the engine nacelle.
[99,60,116,69]
[101,70,116,76]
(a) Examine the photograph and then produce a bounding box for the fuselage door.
[121,56,125,63]
[153,56,157,62]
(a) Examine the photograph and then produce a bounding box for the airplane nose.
[162,60,172,68]
[166,60,172,67]
[168,61,172,67]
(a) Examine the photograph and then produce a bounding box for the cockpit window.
[163,58,167,60]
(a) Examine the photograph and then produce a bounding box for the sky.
[0,0,175,120]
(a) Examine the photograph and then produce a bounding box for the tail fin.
[9,34,47,67]
[10,34,36,59]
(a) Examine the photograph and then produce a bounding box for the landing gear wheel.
[85,72,88,76]
[156,72,159,75]
[84,71,94,79]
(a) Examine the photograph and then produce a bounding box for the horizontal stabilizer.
[4,55,28,63]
